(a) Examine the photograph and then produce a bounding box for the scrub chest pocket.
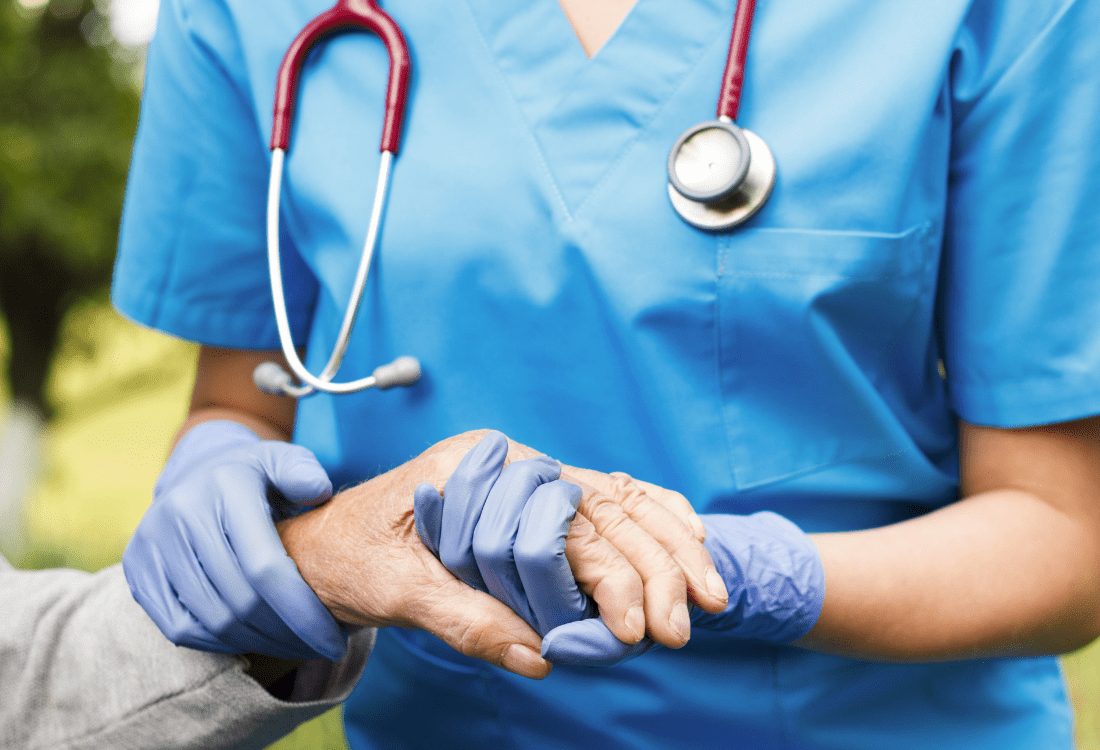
[716,222,942,490]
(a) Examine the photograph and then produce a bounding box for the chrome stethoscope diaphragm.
[668,0,775,231]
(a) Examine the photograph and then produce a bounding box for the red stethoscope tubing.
[717,0,757,121]
[270,0,411,154]
[258,0,418,398]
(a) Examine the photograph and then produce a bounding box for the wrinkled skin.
[278,430,726,679]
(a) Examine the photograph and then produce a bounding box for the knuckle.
[514,538,556,571]
[161,618,189,645]
[247,553,285,589]
[193,599,238,638]
[579,495,627,530]
[608,472,647,511]
[439,547,471,573]
[472,536,512,567]
[234,588,266,621]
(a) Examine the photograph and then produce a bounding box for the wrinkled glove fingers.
[512,479,591,635]
[223,481,348,660]
[257,442,334,506]
[559,511,645,643]
[603,473,727,614]
[179,511,327,659]
[541,617,655,667]
[414,482,444,557]
[168,536,309,658]
[472,457,562,630]
[123,539,237,654]
[437,431,510,591]
[574,486,691,648]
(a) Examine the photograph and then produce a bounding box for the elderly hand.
[273,432,558,679]
[414,432,730,664]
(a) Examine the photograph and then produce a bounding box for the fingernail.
[705,568,728,603]
[625,605,645,641]
[669,603,691,643]
[503,644,548,676]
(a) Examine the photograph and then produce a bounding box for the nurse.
[113,0,1100,748]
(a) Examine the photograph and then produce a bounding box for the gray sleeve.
[0,556,373,750]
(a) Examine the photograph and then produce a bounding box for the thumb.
[416,575,553,680]
[260,443,333,506]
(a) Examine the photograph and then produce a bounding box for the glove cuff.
[155,420,262,496]
[694,512,826,644]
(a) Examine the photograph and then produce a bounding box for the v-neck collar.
[462,0,733,218]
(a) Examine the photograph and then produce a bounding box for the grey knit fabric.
[0,556,372,750]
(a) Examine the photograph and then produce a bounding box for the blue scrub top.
[113,0,1100,747]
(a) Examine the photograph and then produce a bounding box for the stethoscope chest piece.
[667,121,775,232]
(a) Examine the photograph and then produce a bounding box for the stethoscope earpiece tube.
[261,0,419,400]
[271,0,411,153]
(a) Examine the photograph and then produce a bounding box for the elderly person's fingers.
[562,465,706,543]
[564,470,727,616]
[277,488,552,680]
[566,478,692,648]
[618,474,707,543]
[560,511,646,643]
[563,467,721,613]
[603,472,727,613]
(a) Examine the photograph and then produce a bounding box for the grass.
[2,301,1098,749]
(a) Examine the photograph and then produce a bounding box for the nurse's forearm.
[178,346,300,444]
[798,418,1100,660]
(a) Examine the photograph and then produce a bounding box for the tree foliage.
[0,0,140,414]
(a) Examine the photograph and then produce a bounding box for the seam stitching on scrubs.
[729,270,912,281]
[148,160,198,333]
[148,0,274,339]
[456,0,572,221]
[731,449,912,492]
[719,222,936,490]
[953,0,1080,128]
[142,0,202,331]
[715,237,741,492]
[769,651,793,750]
[867,221,939,403]
[573,30,733,221]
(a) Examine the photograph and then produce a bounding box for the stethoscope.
[254,0,772,398]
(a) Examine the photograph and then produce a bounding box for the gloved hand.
[122,420,347,661]
[414,431,654,665]
[541,512,826,664]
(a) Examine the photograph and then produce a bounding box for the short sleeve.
[940,0,1100,427]
[112,0,317,349]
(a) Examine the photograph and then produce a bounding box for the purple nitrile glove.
[541,512,825,665]
[123,420,347,661]
[414,432,651,665]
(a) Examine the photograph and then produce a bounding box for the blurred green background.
[0,1,1097,749]
[0,304,350,750]
[0,0,347,745]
